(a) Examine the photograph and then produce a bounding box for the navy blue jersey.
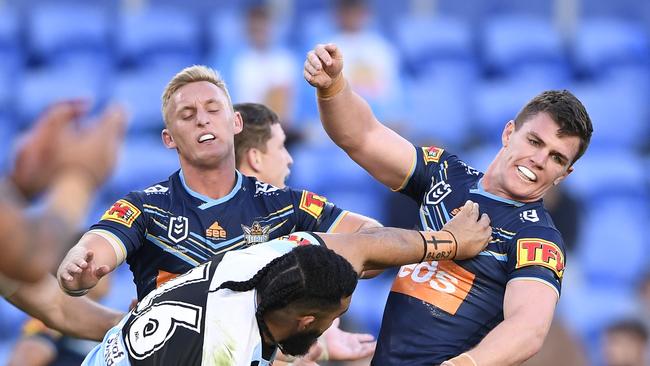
[89,170,347,299]
[372,146,566,365]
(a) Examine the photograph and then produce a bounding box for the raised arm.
[304,43,414,190]
[318,201,491,274]
[6,275,123,341]
[56,232,121,296]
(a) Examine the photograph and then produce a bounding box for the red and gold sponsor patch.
[516,238,565,278]
[422,146,445,164]
[391,261,475,315]
[101,199,141,228]
[299,191,327,219]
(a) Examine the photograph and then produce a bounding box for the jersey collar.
[469,177,527,207]
[179,169,243,210]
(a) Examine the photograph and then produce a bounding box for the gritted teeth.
[517,166,537,182]
[198,133,215,143]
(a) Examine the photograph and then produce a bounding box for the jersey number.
[125,263,211,359]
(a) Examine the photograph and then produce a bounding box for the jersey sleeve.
[506,226,566,297]
[88,192,147,262]
[397,145,455,204]
[289,189,347,232]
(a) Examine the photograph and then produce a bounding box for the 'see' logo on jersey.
[101,200,141,228]
[516,238,565,278]
[424,180,452,205]
[168,216,189,243]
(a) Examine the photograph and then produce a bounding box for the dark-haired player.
[305,43,593,365]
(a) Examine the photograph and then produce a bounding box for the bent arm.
[455,280,557,366]
[330,212,382,234]
[318,84,414,190]
[7,275,123,341]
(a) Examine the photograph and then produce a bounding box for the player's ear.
[233,110,243,134]
[162,129,176,149]
[297,315,316,331]
[554,165,574,185]
[502,120,515,147]
[247,148,262,172]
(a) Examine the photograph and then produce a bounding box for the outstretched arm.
[318,201,491,274]
[57,232,121,296]
[6,275,123,341]
[304,43,414,190]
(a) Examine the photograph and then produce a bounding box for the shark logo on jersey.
[254,181,280,196]
[242,221,271,245]
[143,184,169,194]
[168,216,189,243]
[424,180,452,205]
[520,209,539,223]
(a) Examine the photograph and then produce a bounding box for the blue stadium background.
[1,0,649,365]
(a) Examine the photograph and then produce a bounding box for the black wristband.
[417,231,428,263]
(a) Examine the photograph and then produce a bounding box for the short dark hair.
[514,90,593,165]
[234,103,280,168]
[215,244,358,335]
[606,319,649,342]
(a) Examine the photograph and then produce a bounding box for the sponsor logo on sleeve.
[101,199,141,228]
[299,191,327,219]
[422,146,445,164]
[391,261,476,315]
[516,238,565,278]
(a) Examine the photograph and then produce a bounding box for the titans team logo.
[241,221,271,246]
[168,216,189,243]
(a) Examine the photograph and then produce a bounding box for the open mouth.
[198,133,216,143]
[516,166,537,182]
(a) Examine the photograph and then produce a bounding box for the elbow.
[522,325,548,361]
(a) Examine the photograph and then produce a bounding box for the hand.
[290,343,323,366]
[10,101,88,199]
[56,104,126,188]
[57,249,111,294]
[442,200,491,260]
[303,43,344,89]
[322,318,376,361]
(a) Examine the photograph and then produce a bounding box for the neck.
[180,157,238,200]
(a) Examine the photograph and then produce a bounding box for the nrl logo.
[241,221,271,246]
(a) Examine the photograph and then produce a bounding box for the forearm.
[462,317,546,366]
[317,80,380,153]
[58,295,123,340]
[324,227,455,274]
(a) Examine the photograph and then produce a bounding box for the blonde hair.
[161,65,233,125]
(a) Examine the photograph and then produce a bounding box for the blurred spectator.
[0,102,125,283]
[523,320,588,366]
[638,272,650,330]
[231,4,299,129]
[330,0,404,123]
[603,319,648,366]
